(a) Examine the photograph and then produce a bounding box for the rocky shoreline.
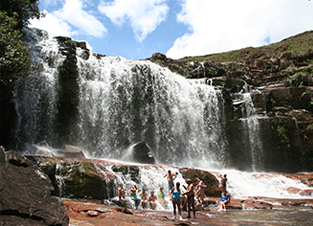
[1,147,313,225]
[64,196,313,225]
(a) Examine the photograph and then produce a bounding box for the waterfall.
[14,29,227,169]
[238,83,264,171]
[294,118,302,150]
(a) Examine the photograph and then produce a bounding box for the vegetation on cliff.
[181,31,313,63]
[0,0,43,148]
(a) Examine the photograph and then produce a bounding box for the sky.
[29,0,313,60]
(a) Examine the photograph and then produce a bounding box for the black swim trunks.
[187,194,195,201]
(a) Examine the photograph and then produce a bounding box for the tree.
[0,2,42,148]
[0,11,34,88]
[0,0,41,29]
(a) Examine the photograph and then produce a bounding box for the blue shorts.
[168,181,174,190]
[131,196,140,201]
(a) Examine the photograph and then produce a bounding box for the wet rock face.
[132,141,156,164]
[0,147,69,226]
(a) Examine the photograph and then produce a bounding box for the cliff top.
[180,30,313,63]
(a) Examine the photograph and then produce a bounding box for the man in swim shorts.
[182,179,196,219]
[130,185,141,209]
[163,170,177,191]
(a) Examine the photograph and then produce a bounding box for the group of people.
[118,183,166,210]
[117,170,231,219]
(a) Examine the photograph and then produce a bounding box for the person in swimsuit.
[219,174,227,191]
[148,191,157,209]
[220,191,230,211]
[130,185,141,209]
[157,187,166,207]
[139,188,148,209]
[164,170,177,191]
[182,179,196,219]
[118,183,125,201]
[196,177,207,204]
[170,182,182,220]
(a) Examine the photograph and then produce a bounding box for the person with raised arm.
[219,174,228,191]
[164,170,178,191]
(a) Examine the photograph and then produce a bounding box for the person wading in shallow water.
[182,179,196,219]
[164,170,177,191]
[170,182,182,220]
[196,177,207,204]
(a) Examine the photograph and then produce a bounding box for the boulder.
[179,168,220,197]
[0,147,69,225]
[64,145,86,159]
[131,141,156,164]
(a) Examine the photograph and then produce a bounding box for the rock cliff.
[0,147,69,225]
[147,31,313,172]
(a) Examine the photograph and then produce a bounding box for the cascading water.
[11,29,313,202]
[15,28,227,169]
[237,83,264,171]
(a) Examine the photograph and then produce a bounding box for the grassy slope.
[180,30,313,62]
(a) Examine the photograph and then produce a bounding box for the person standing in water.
[170,182,182,220]
[164,170,178,191]
[220,191,230,211]
[182,179,196,219]
[196,177,207,204]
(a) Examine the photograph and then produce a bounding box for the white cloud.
[54,0,107,38]
[29,0,107,39]
[29,10,72,38]
[167,0,313,59]
[98,0,169,42]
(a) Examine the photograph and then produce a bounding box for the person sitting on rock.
[139,188,148,209]
[157,187,166,207]
[148,191,157,209]
[220,191,230,211]
[118,183,126,201]
[130,185,141,209]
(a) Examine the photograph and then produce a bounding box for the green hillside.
[181,31,313,62]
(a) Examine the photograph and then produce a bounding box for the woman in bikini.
[170,182,182,220]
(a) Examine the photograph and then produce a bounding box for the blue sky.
[30,0,313,60]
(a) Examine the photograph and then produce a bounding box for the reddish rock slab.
[285,173,313,187]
